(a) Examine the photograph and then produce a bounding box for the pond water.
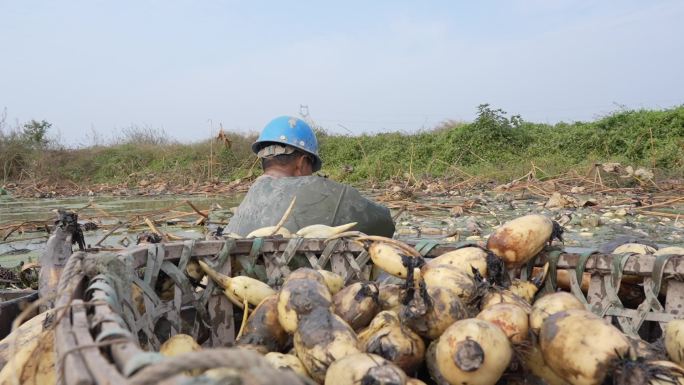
[0,194,242,266]
[1,191,682,268]
[0,195,240,224]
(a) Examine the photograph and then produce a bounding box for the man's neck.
[263,168,295,178]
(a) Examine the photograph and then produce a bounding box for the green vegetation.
[1,105,683,188]
[320,105,684,182]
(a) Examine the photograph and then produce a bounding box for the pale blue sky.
[1,1,682,144]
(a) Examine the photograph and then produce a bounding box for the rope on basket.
[634,253,677,332]
[127,348,309,385]
[541,250,562,294]
[414,240,440,257]
[570,251,596,307]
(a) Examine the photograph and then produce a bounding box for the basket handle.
[128,348,309,385]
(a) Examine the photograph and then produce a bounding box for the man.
[226,116,395,237]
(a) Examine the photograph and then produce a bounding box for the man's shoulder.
[243,175,371,208]
[251,175,349,190]
[231,174,393,237]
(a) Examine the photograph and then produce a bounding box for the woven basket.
[529,248,684,340]
[53,236,684,384]
[53,237,389,385]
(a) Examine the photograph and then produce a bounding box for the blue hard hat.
[252,116,322,172]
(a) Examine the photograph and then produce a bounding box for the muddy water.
[0,195,241,266]
[1,192,682,268]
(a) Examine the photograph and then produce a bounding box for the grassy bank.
[1,105,683,190]
[321,105,684,183]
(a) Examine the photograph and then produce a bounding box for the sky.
[1,0,683,145]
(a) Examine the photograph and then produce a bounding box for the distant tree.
[22,119,51,147]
